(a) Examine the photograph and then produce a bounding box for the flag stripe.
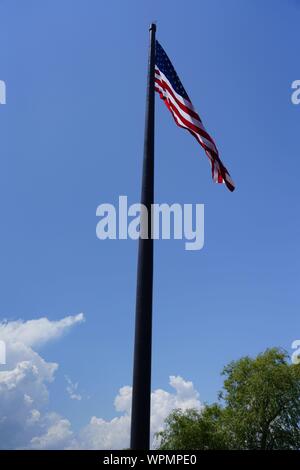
[155,78,219,158]
[155,40,235,192]
[155,76,205,128]
[155,68,197,115]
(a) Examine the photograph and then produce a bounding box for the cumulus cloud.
[65,376,82,401]
[29,413,73,450]
[0,313,84,348]
[70,375,202,450]
[0,313,201,450]
[0,313,84,449]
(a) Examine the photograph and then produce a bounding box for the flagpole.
[130,23,156,450]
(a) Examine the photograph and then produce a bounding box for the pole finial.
[149,22,156,32]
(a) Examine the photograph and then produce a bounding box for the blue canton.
[155,40,189,100]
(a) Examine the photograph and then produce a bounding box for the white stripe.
[169,107,218,154]
[156,78,202,127]
[224,172,234,186]
[155,67,195,112]
[155,82,166,99]
[162,89,218,153]
[155,83,164,94]
[155,68,234,189]
[155,72,218,154]
[194,133,218,155]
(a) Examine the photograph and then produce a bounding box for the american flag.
[155,40,235,192]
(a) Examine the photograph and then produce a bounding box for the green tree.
[157,405,228,450]
[156,348,300,450]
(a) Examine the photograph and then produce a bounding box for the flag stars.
[156,41,188,98]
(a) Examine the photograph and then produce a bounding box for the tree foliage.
[156,348,300,450]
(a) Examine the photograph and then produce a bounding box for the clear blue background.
[0,0,299,429]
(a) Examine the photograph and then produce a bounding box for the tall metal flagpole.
[130,23,156,450]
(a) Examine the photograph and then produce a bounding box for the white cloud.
[150,375,201,444]
[65,376,82,401]
[29,413,73,450]
[0,313,84,348]
[70,376,202,450]
[0,313,201,450]
[0,313,84,449]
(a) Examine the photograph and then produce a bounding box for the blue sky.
[0,0,300,440]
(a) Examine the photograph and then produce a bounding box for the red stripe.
[156,87,218,159]
[167,99,217,151]
[156,75,221,158]
[155,77,213,146]
[155,68,235,192]
[155,76,200,121]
